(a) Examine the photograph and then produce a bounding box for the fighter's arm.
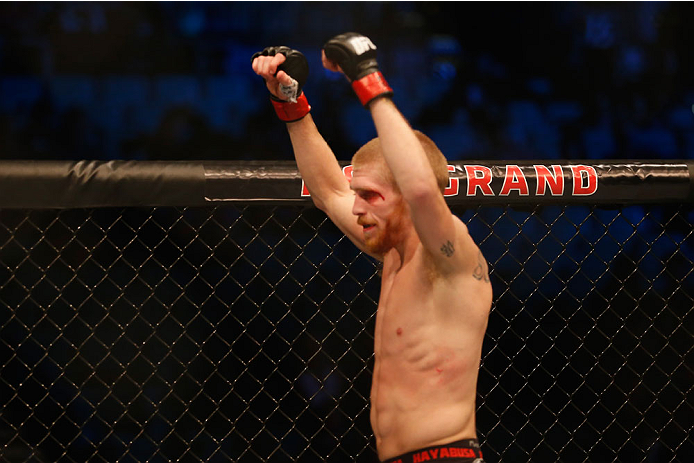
[251,49,371,256]
[368,98,478,274]
[322,34,479,275]
[285,116,372,255]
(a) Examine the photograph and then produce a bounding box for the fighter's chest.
[376,254,437,335]
[380,249,425,293]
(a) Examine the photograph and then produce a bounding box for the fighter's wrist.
[270,92,311,122]
[352,71,393,107]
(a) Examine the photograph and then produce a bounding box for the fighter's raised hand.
[251,46,311,122]
[322,33,392,107]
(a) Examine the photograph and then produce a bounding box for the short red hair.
[351,131,449,194]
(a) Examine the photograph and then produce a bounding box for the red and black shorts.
[382,439,485,463]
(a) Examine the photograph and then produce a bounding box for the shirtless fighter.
[252,33,492,463]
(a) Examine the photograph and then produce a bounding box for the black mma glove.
[322,32,393,107]
[251,46,311,122]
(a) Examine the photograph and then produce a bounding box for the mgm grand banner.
[0,160,692,208]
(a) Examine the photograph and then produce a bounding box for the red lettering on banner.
[301,180,310,197]
[461,448,475,458]
[534,165,564,196]
[342,165,353,181]
[465,165,494,196]
[499,165,530,196]
[440,448,449,457]
[570,165,598,196]
[429,449,439,458]
[443,165,459,197]
[302,163,597,198]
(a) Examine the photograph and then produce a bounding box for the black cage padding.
[0,160,692,208]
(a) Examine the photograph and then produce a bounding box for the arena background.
[1,2,693,463]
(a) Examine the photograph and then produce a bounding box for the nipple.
[396,327,403,336]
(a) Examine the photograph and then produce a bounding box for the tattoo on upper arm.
[473,250,490,282]
[440,240,455,258]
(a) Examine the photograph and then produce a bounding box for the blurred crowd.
[0,1,692,163]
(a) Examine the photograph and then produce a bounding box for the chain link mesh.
[1,204,692,462]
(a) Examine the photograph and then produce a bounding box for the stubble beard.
[364,202,408,255]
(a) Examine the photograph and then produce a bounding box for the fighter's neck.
[389,229,420,269]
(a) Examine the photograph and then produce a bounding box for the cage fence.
[0,161,693,463]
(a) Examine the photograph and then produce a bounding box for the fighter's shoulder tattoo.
[472,250,490,283]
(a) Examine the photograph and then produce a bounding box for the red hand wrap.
[270,92,311,122]
[352,72,393,107]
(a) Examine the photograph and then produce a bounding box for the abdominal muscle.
[370,254,488,460]
[371,327,481,460]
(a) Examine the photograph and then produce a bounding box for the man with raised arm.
[252,33,492,463]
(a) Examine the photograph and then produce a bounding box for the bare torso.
[371,243,492,461]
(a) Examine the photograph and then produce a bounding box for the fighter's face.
[350,167,409,255]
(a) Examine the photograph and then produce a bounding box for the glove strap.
[352,72,393,107]
[271,92,311,122]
